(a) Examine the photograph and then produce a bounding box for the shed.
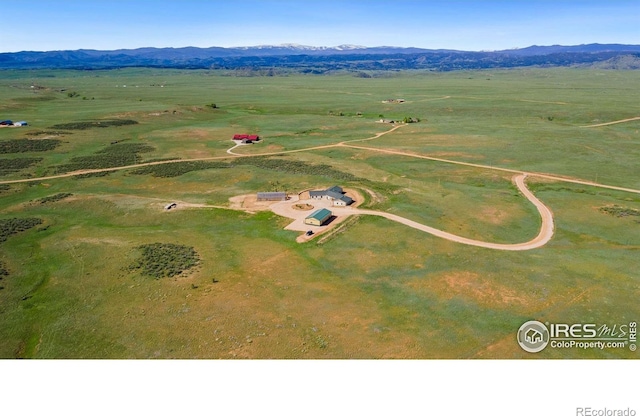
[257,192,287,201]
[13,121,28,127]
[304,208,332,226]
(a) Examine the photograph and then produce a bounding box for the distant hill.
[497,43,640,56]
[1,43,639,72]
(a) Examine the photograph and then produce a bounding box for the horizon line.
[2,41,639,54]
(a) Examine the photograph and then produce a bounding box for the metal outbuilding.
[304,208,332,226]
[257,192,287,201]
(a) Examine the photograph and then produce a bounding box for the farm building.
[233,134,260,143]
[304,208,332,226]
[257,192,287,201]
[309,185,354,206]
[0,120,13,126]
[13,121,28,126]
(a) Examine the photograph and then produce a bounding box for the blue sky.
[1,0,639,52]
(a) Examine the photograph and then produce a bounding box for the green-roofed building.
[304,208,332,226]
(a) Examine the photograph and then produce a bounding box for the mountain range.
[1,43,640,72]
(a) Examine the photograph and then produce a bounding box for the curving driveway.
[345,174,554,251]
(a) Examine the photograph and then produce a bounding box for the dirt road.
[581,116,640,128]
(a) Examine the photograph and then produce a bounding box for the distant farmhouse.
[309,186,354,207]
[257,191,287,201]
[304,208,332,226]
[233,134,260,144]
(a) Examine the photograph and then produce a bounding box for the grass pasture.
[0,68,639,358]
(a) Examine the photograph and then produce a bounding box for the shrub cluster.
[131,161,229,178]
[54,143,154,173]
[0,218,43,243]
[50,119,138,130]
[599,205,640,218]
[0,157,43,174]
[0,139,62,154]
[231,157,360,182]
[129,243,200,279]
[29,130,71,136]
[129,156,362,181]
[35,193,73,204]
[73,171,112,180]
[0,260,8,278]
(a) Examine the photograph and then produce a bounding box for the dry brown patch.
[429,151,482,159]
[408,271,531,309]
[182,148,214,158]
[71,237,128,246]
[263,144,285,152]
[183,129,211,139]
[362,188,383,205]
[479,206,509,225]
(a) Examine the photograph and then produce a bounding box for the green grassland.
[0,68,638,358]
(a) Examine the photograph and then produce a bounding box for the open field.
[1,68,638,358]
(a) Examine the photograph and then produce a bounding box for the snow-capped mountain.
[237,44,367,51]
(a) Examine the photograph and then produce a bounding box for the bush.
[129,243,200,279]
[231,157,361,182]
[35,193,73,204]
[0,139,62,154]
[0,218,43,243]
[50,119,138,130]
[130,156,364,182]
[54,143,154,173]
[599,205,640,218]
[0,260,8,277]
[0,157,42,174]
[131,161,229,178]
[73,171,112,180]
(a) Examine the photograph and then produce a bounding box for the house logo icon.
[525,328,543,344]
[517,320,550,353]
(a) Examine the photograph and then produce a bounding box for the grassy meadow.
[0,68,638,358]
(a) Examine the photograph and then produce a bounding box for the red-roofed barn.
[233,134,260,143]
